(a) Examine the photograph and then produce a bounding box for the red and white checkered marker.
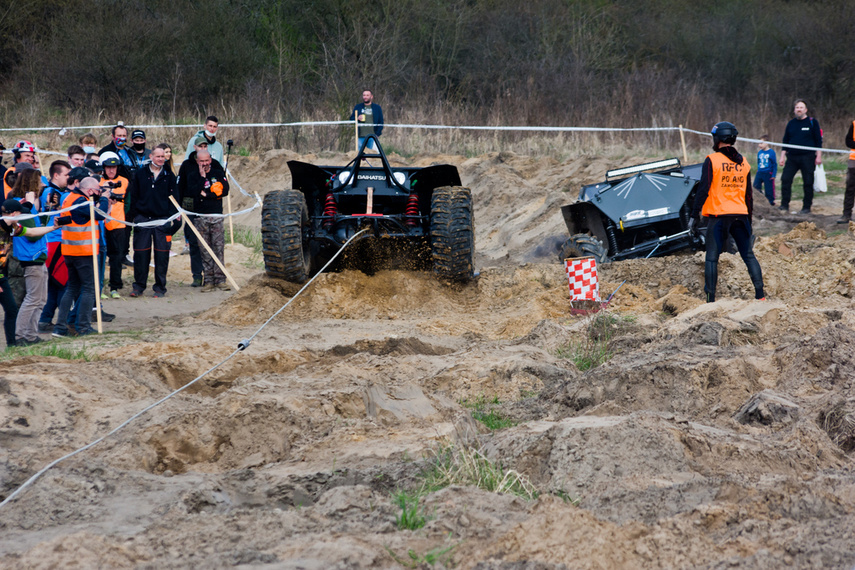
[565,256,600,302]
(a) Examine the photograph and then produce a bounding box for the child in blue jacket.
[754,134,777,205]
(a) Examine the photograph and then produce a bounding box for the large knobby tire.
[261,189,312,283]
[430,186,474,282]
[558,234,609,264]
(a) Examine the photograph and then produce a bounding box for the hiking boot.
[76,328,97,337]
[837,216,851,224]
[191,277,203,287]
[201,283,217,292]
[797,208,811,215]
[778,205,789,211]
[16,337,44,346]
[38,321,53,332]
[216,282,231,291]
[92,309,115,322]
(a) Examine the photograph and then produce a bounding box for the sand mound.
[3,149,855,569]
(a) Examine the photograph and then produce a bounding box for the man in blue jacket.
[349,90,384,151]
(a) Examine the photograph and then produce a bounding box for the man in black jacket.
[178,149,230,291]
[126,147,179,298]
[778,99,822,214]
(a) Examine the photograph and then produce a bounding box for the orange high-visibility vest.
[101,175,129,231]
[60,192,99,257]
[2,170,13,199]
[850,121,855,161]
[701,152,751,217]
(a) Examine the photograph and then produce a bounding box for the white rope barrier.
[0,228,369,510]
[1,121,845,155]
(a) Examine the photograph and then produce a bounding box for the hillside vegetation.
[1,0,852,147]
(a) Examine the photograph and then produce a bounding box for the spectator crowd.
[0,116,230,347]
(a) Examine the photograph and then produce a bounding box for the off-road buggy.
[558,158,706,263]
[261,135,474,283]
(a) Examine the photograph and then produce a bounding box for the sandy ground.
[2,150,855,569]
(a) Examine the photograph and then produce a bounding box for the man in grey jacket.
[184,116,224,163]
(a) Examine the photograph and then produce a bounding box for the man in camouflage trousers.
[177,149,229,291]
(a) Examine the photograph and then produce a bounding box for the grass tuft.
[229,225,264,268]
[420,442,539,500]
[384,543,457,568]
[393,491,429,530]
[460,395,517,430]
[2,342,95,361]
[555,311,634,371]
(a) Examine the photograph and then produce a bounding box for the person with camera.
[126,147,179,298]
[51,177,109,337]
[99,152,130,298]
[1,196,61,345]
[690,122,765,304]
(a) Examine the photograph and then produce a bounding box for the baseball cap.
[68,166,93,183]
[14,162,35,173]
[131,129,146,140]
[1,199,23,214]
[193,135,209,146]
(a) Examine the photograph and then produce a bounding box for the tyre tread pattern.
[261,189,311,283]
[558,234,609,264]
[430,186,475,282]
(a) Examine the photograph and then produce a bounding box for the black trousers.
[843,165,855,218]
[704,216,764,303]
[0,276,18,346]
[780,153,816,210]
[106,227,129,290]
[132,216,172,294]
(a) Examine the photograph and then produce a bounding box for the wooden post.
[89,200,103,334]
[355,115,360,153]
[679,124,688,163]
[227,193,234,246]
[168,196,240,291]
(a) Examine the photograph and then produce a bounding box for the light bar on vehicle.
[606,158,680,180]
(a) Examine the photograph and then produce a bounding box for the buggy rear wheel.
[261,189,312,283]
[559,234,608,264]
[430,186,474,282]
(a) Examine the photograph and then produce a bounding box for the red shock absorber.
[404,192,419,226]
[323,192,337,228]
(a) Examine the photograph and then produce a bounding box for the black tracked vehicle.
[261,135,474,283]
[558,158,706,263]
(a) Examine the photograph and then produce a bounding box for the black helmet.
[711,121,738,147]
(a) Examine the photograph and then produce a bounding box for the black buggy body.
[261,136,474,283]
[559,158,706,263]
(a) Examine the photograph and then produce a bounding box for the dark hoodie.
[692,145,753,219]
[177,152,230,215]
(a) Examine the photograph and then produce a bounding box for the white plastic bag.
[815,163,828,192]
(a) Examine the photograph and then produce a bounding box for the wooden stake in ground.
[168,196,240,291]
[679,124,688,163]
[89,200,103,334]
[355,115,360,153]
[227,193,234,246]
